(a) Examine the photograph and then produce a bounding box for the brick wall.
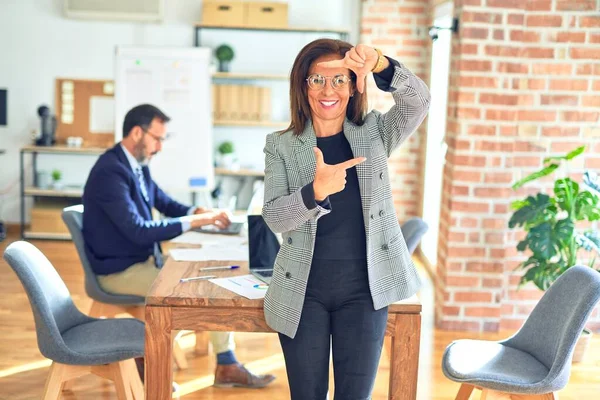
[360,0,433,222]
[438,0,600,332]
[362,0,600,333]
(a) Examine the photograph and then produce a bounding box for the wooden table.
[145,258,422,400]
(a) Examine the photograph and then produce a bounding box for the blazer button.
[379,210,385,217]
[285,272,292,279]
[381,244,389,251]
[287,237,292,244]
[379,172,384,179]
[370,214,374,219]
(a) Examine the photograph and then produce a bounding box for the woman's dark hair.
[282,38,368,136]
[122,104,170,138]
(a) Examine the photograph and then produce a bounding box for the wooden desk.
[145,258,422,400]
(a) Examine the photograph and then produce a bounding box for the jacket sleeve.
[261,133,331,233]
[153,182,191,218]
[373,57,431,157]
[91,165,183,246]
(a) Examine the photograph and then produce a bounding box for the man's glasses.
[305,74,351,91]
[142,128,172,143]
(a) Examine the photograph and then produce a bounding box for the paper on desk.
[170,231,246,247]
[209,274,268,300]
[169,246,248,262]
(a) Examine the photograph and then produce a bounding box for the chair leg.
[43,362,90,400]
[195,331,210,356]
[512,394,559,400]
[172,331,188,370]
[480,389,512,400]
[455,383,475,400]
[108,361,135,400]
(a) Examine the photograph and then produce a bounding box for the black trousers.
[279,258,388,400]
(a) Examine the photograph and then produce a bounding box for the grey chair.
[61,204,199,368]
[442,265,600,400]
[401,217,429,255]
[3,241,144,400]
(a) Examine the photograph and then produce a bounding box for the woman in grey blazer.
[261,38,430,399]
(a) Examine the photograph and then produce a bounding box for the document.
[170,231,247,247]
[169,247,248,262]
[209,274,268,300]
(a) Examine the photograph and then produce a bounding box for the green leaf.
[543,145,586,164]
[511,198,530,211]
[577,231,600,255]
[574,191,600,221]
[554,178,579,212]
[508,194,555,229]
[554,219,575,244]
[527,222,562,259]
[512,164,559,190]
[517,240,528,252]
[516,257,565,290]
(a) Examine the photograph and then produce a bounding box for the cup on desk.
[36,171,51,189]
[66,136,83,148]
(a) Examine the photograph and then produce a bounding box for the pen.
[180,275,217,283]
[199,265,240,271]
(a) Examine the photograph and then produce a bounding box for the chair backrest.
[503,265,600,376]
[3,241,90,361]
[61,205,143,304]
[401,217,429,255]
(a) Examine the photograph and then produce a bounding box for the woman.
[261,38,431,399]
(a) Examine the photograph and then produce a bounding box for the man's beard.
[134,140,149,165]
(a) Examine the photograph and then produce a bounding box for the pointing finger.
[338,156,366,170]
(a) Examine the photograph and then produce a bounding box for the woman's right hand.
[312,147,366,201]
[186,210,231,229]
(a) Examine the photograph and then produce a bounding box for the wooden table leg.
[388,313,421,400]
[145,306,173,400]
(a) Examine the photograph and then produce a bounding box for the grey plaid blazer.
[261,61,431,338]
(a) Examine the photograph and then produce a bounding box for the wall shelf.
[215,168,264,177]
[24,187,83,198]
[212,72,288,80]
[21,145,107,155]
[23,231,71,241]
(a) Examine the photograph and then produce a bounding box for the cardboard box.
[202,0,245,27]
[244,2,288,29]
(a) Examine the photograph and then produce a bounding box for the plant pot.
[218,60,230,72]
[572,328,592,363]
[52,180,64,190]
[216,153,235,169]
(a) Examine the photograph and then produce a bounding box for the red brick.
[484,172,513,184]
[487,0,521,7]
[485,45,520,57]
[454,170,482,183]
[438,320,482,331]
[507,14,524,25]
[499,126,518,136]
[540,95,579,106]
[541,127,580,137]
[468,232,481,243]
[483,278,503,288]
[447,246,487,257]
[580,16,600,28]
[462,27,489,40]
[362,17,389,25]
[397,6,425,14]
[526,0,552,10]
[532,63,572,75]
[508,289,543,301]
[522,47,554,58]
[447,275,480,287]
[576,65,592,75]
[474,141,513,152]
[459,76,498,88]
[586,158,600,169]
[556,0,597,11]
[442,306,461,316]
[571,48,600,60]
[497,62,529,74]
[486,109,517,121]
[490,248,505,258]
[459,60,493,72]
[493,29,504,40]
[466,262,504,273]
[515,141,546,152]
[501,304,515,315]
[494,204,509,214]
[458,43,479,55]
[484,232,506,244]
[591,34,600,44]
[453,155,487,167]
[386,28,413,36]
[460,218,479,228]
[455,291,493,302]
[510,30,541,42]
[526,15,562,27]
[516,304,536,315]
[517,110,556,122]
[549,79,588,91]
[462,11,503,24]
[583,96,600,107]
[594,81,600,91]
[500,318,526,331]
[451,185,470,196]
[465,307,501,318]
[480,93,519,106]
[450,201,490,213]
[555,32,586,43]
[561,111,600,122]
[467,125,496,136]
[513,156,542,167]
[456,107,482,120]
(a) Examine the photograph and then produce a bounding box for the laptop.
[192,221,243,235]
[248,215,280,284]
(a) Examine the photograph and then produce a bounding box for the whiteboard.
[114,46,214,204]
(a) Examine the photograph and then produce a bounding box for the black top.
[311,131,367,260]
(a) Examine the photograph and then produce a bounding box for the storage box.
[201,0,245,27]
[244,2,288,29]
[30,205,70,234]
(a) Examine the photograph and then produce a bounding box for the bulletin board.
[54,78,115,148]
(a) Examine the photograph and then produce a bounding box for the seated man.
[82,104,274,388]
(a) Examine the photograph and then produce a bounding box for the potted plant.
[508,145,600,362]
[216,141,236,169]
[51,169,63,190]
[215,44,234,72]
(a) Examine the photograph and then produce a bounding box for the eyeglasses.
[142,128,172,143]
[305,74,351,91]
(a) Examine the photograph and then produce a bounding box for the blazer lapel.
[291,120,318,188]
[114,145,152,218]
[343,119,373,234]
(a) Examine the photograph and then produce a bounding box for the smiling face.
[306,54,354,128]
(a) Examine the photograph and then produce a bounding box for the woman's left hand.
[317,44,380,94]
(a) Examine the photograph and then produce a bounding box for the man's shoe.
[213,363,276,388]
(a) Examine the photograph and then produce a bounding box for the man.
[82,104,275,388]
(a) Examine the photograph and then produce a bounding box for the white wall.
[0,0,360,223]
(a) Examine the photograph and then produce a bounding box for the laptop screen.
[248,215,280,270]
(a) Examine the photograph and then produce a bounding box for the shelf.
[24,187,83,198]
[195,24,349,36]
[215,168,264,177]
[213,120,289,128]
[21,145,107,155]
[212,72,288,80]
[24,231,71,240]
